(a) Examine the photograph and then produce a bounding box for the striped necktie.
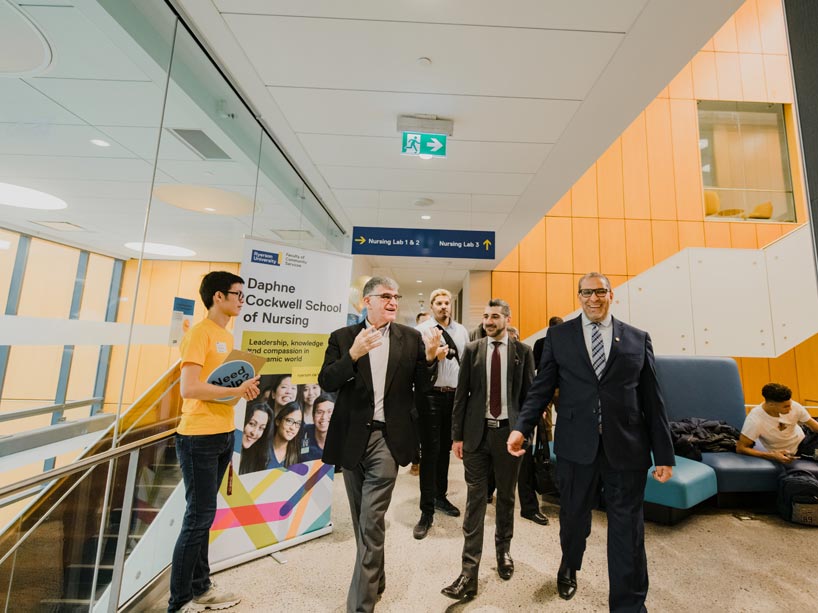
[591,322,606,378]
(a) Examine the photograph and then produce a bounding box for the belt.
[431,386,456,394]
[368,420,386,431]
[485,418,509,429]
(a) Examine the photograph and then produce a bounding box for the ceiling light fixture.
[416,280,422,284]
[0,240,10,250]
[124,242,195,257]
[90,138,111,147]
[418,154,434,160]
[0,182,67,210]
[414,198,434,208]
[417,57,432,67]
[153,185,253,216]
[204,207,216,212]
[421,215,431,220]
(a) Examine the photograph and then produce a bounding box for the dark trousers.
[168,432,233,612]
[557,438,649,613]
[343,431,398,613]
[418,389,454,514]
[461,424,521,578]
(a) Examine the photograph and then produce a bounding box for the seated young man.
[737,383,818,473]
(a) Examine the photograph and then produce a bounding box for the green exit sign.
[401,132,447,158]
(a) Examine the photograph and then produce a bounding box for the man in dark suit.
[441,299,535,601]
[508,273,674,613]
[319,276,443,613]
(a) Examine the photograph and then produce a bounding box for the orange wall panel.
[546,274,577,321]
[668,64,694,99]
[621,114,651,219]
[704,222,731,248]
[518,273,547,337]
[18,239,78,319]
[678,221,706,250]
[571,165,598,218]
[624,220,654,276]
[491,272,519,322]
[763,55,793,103]
[735,0,763,54]
[495,245,519,272]
[670,100,704,222]
[692,52,719,100]
[599,219,628,276]
[545,217,573,273]
[651,221,680,265]
[729,223,758,249]
[740,357,771,405]
[738,53,768,102]
[645,98,677,220]
[713,17,739,52]
[715,52,744,101]
[755,223,782,247]
[597,141,624,219]
[519,219,546,273]
[757,0,788,55]
[794,333,818,404]
[571,218,600,274]
[549,191,572,217]
[768,348,800,401]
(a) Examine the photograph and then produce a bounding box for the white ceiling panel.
[268,87,579,143]
[0,123,140,159]
[344,207,508,232]
[155,161,258,187]
[225,15,623,99]
[6,178,154,201]
[215,0,647,33]
[23,5,151,81]
[0,80,84,125]
[299,134,549,175]
[333,190,517,214]
[29,79,167,127]
[100,126,197,161]
[0,154,158,182]
[319,166,532,196]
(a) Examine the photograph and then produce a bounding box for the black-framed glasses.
[225,290,244,301]
[282,417,302,428]
[578,288,610,298]
[367,293,402,302]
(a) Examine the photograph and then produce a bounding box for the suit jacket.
[318,322,434,469]
[452,337,535,453]
[515,316,675,471]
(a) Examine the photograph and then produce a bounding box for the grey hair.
[577,272,611,292]
[487,298,511,317]
[363,276,398,297]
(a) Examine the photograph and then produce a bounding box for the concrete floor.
[195,457,818,612]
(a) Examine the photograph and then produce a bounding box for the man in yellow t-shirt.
[168,271,260,613]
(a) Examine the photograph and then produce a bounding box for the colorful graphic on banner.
[208,239,351,567]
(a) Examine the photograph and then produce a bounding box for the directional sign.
[351,226,494,259]
[401,132,447,158]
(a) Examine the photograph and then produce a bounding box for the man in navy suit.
[508,272,674,613]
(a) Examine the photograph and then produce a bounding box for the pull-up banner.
[209,238,352,568]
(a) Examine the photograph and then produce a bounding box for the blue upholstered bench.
[655,356,780,496]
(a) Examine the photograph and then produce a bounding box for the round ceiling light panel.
[152,184,254,216]
[0,182,67,210]
[0,1,52,76]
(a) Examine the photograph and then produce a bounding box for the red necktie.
[490,341,501,418]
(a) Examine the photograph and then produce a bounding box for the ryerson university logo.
[251,249,281,266]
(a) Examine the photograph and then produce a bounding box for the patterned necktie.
[490,341,502,418]
[591,323,606,378]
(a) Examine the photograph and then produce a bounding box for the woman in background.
[298,382,322,424]
[257,373,298,416]
[267,401,303,469]
[238,402,274,475]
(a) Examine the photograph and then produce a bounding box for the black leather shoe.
[413,512,433,540]
[521,511,550,526]
[434,497,461,517]
[441,574,477,601]
[497,551,514,580]
[557,563,577,600]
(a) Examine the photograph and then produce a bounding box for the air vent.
[273,229,313,241]
[33,221,85,231]
[166,128,230,160]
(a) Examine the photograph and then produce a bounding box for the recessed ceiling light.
[0,240,10,250]
[418,292,423,296]
[90,138,111,147]
[421,215,431,220]
[417,57,432,67]
[419,154,434,160]
[124,242,195,257]
[153,185,253,216]
[33,220,84,231]
[416,280,422,283]
[0,182,67,210]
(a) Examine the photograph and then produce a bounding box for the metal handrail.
[0,396,103,423]
[0,429,177,501]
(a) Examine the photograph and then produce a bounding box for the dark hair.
[761,383,792,403]
[312,393,335,413]
[261,374,296,412]
[549,316,564,327]
[577,272,611,293]
[239,403,274,475]
[273,401,303,468]
[199,271,244,309]
[415,311,430,324]
[487,298,511,318]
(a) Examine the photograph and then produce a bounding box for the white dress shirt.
[416,316,469,388]
[365,320,390,422]
[484,333,509,419]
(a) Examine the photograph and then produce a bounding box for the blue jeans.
[168,432,233,612]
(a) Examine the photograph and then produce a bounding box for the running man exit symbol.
[401,132,447,158]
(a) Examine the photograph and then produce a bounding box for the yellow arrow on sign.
[483,239,492,250]
[355,236,366,245]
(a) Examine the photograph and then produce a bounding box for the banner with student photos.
[209,238,352,567]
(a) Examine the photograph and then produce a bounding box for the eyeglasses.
[367,293,402,302]
[578,288,610,298]
[282,417,302,427]
[225,290,244,301]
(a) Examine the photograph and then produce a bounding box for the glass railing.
[0,362,184,612]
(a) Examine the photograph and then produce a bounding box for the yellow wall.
[493,0,817,408]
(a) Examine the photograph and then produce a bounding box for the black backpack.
[777,470,818,525]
